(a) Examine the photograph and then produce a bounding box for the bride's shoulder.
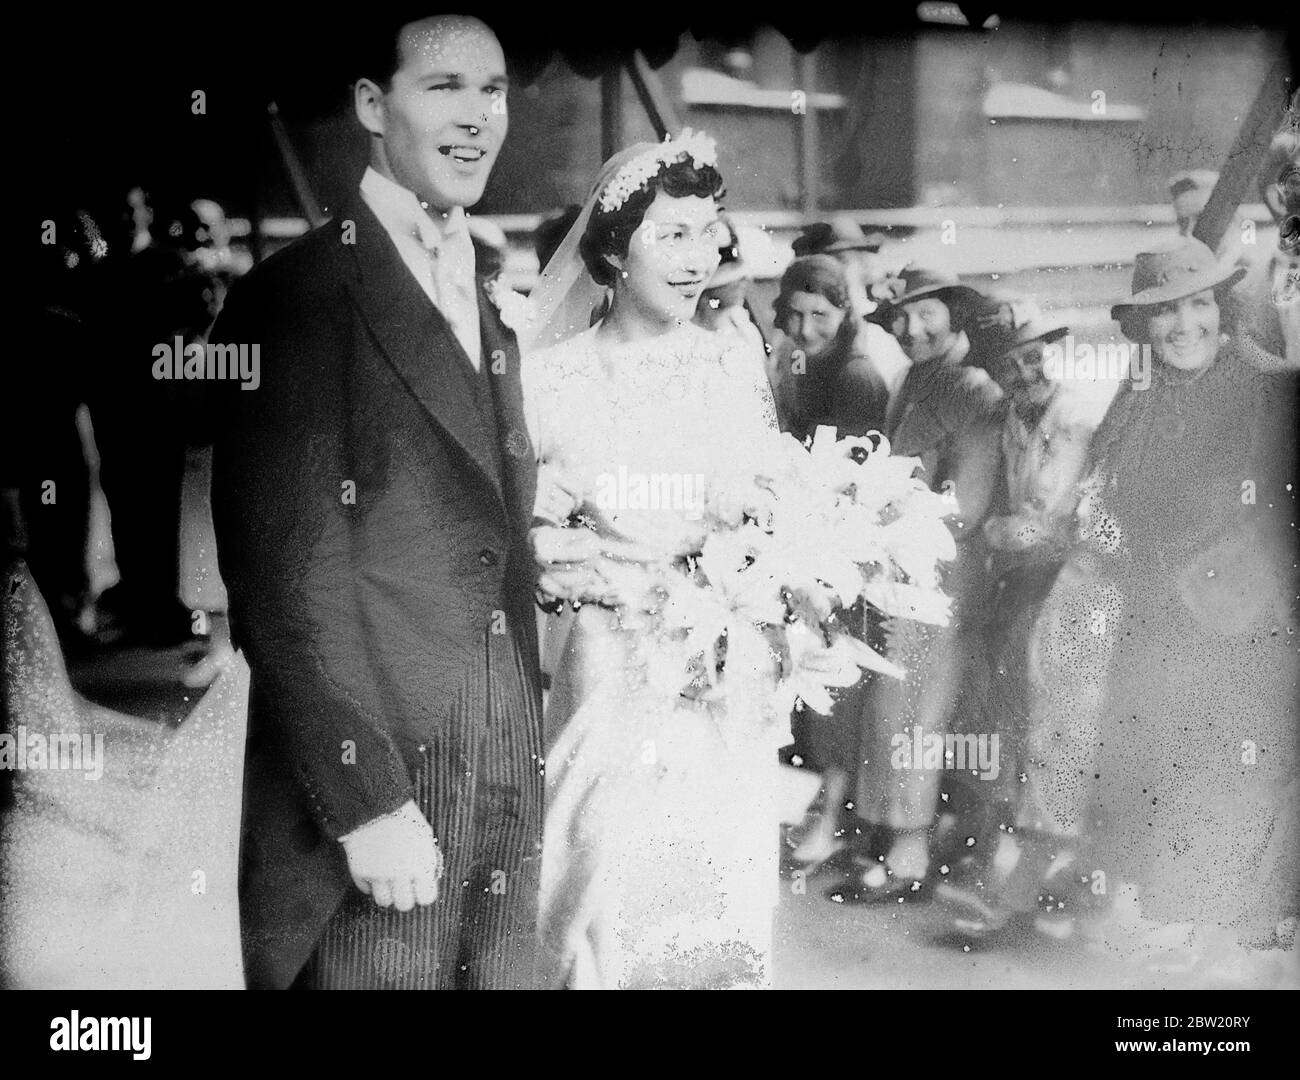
[690,325,762,383]
[523,328,602,391]
[678,323,741,364]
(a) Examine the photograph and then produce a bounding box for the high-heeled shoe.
[789,832,847,875]
[935,878,1015,936]
[827,861,928,905]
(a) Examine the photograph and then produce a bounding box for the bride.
[521,132,786,989]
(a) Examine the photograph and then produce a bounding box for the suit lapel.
[341,194,505,512]
[478,284,537,541]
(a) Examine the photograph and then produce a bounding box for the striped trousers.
[304,627,544,989]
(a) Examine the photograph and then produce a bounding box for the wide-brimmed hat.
[792,215,886,257]
[973,295,1068,356]
[869,264,987,325]
[1109,238,1246,320]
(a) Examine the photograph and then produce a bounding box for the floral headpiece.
[597,128,719,213]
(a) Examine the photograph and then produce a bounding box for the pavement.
[5,607,1295,991]
[772,870,1296,990]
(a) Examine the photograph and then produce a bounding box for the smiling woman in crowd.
[846,265,1005,900]
[771,254,890,441]
[1070,237,1297,974]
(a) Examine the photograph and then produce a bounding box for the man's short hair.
[352,13,499,91]
[351,16,415,90]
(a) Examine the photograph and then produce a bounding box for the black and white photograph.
[5,1,1298,1009]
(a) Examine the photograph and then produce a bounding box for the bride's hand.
[704,474,776,530]
[534,460,584,528]
[599,511,708,560]
[532,523,604,566]
[532,522,667,569]
[537,563,618,607]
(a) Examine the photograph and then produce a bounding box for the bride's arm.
[714,333,781,438]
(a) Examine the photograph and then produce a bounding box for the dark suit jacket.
[208,192,541,988]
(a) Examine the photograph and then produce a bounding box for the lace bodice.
[523,323,779,554]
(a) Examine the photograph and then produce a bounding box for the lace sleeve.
[756,360,780,433]
[522,337,588,463]
[714,331,779,434]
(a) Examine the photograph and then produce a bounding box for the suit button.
[478,548,499,567]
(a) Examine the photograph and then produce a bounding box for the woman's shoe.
[935,879,1015,936]
[1032,912,1076,941]
[789,833,847,876]
[827,862,927,905]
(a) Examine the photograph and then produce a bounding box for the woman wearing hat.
[791,217,886,322]
[769,254,889,870]
[1062,237,1297,972]
[771,254,890,440]
[935,298,1105,937]
[846,266,1005,900]
[794,218,911,411]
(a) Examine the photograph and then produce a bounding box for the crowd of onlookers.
[696,129,1297,978]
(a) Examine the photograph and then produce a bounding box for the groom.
[210,14,544,989]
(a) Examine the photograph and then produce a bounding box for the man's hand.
[338,799,443,911]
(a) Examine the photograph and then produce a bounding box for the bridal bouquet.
[534,425,956,724]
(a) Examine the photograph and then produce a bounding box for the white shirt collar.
[360,166,467,250]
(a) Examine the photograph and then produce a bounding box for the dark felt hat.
[973,296,1069,355]
[1109,238,1246,321]
[792,216,886,257]
[869,264,987,326]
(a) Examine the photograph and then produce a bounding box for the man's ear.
[605,252,624,276]
[354,78,386,137]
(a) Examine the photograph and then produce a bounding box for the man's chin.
[427,187,488,212]
[418,169,494,212]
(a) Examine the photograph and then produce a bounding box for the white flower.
[597,129,719,214]
[482,276,533,335]
[535,420,958,727]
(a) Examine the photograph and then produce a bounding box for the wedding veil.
[517,141,661,357]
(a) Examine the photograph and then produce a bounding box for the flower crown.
[597,129,719,213]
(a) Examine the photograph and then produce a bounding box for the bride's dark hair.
[580,158,725,286]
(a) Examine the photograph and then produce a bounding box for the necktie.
[417,209,480,367]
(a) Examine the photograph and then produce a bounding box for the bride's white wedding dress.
[526,323,784,989]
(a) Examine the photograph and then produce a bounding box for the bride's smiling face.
[610,192,723,325]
